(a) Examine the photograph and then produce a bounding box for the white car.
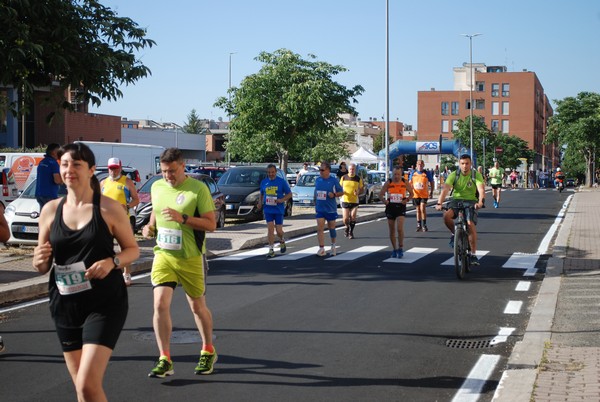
[4,179,67,245]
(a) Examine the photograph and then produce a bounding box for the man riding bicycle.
[435,154,485,265]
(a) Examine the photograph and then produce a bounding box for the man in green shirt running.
[435,154,485,265]
[488,160,504,208]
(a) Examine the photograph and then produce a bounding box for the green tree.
[451,116,494,168]
[214,48,364,170]
[0,0,155,121]
[546,92,600,187]
[183,109,204,134]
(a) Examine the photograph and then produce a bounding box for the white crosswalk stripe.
[441,250,490,265]
[215,248,270,261]
[327,245,387,261]
[272,246,323,261]
[383,247,437,264]
[502,252,539,269]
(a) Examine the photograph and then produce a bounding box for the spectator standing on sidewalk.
[257,164,292,258]
[409,160,434,232]
[35,143,63,210]
[380,168,413,258]
[142,148,218,378]
[314,161,344,257]
[336,161,348,180]
[32,142,139,401]
[100,157,140,286]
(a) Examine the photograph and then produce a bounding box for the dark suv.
[193,166,228,182]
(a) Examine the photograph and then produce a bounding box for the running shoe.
[195,349,217,375]
[344,227,349,237]
[470,255,480,266]
[266,249,276,258]
[317,247,326,257]
[493,201,498,208]
[396,248,404,258]
[279,241,287,254]
[416,225,422,232]
[423,225,428,232]
[449,234,455,248]
[348,232,355,239]
[123,273,132,286]
[390,250,397,258]
[148,357,174,378]
[330,245,337,256]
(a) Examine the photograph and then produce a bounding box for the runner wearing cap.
[100,157,139,286]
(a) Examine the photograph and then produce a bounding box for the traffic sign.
[495,147,503,153]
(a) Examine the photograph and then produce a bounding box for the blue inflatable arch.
[377,139,476,167]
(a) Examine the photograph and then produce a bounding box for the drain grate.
[445,339,493,349]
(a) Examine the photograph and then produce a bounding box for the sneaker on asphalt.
[396,248,404,258]
[423,225,428,232]
[330,245,336,256]
[195,349,217,375]
[470,255,480,266]
[148,357,174,378]
[390,250,397,258]
[344,227,349,237]
[279,241,287,254]
[123,273,132,286]
[266,249,276,258]
[449,235,455,248]
[493,201,498,208]
[416,225,422,232]
[348,232,355,239]
[317,247,326,257]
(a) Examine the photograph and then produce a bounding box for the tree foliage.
[546,92,600,186]
[214,48,364,170]
[183,109,204,134]
[0,0,155,120]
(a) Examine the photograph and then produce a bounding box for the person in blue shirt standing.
[314,161,344,257]
[35,143,63,210]
[258,164,292,258]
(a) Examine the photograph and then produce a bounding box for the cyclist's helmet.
[557,167,561,171]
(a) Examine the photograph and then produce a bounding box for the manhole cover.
[445,339,493,349]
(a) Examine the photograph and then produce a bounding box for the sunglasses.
[319,169,326,172]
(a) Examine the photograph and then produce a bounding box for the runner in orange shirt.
[409,160,434,232]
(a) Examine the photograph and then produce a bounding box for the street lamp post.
[461,33,481,164]
[226,52,236,165]
[384,0,390,181]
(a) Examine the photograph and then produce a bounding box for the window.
[451,101,459,115]
[441,120,449,133]
[476,81,485,92]
[491,120,499,133]
[465,99,471,110]
[502,120,510,133]
[452,120,459,131]
[441,101,449,116]
[475,99,485,110]
[502,83,510,97]
[492,102,499,115]
[502,102,509,115]
[491,83,499,97]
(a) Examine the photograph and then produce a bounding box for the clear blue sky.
[91,0,600,130]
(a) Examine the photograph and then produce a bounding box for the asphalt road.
[0,188,571,401]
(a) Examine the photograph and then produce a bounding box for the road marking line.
[537,194,573,254]
[383,247,437,264]
[441,250,489,266]
[502,252,539,269]
[215,248,270,261]
[490,327,515,345]
[452,354,501,402]
[515,281,531,291]
[523,267,537,276]
[328,245,387,261]
[504,300,523,314]
[272,246,323,260]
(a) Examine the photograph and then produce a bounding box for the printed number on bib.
[316,190,327,200]
[390,193,403,203]
[266,196,277,206]
[157,228,183,250]
[54,261,92,295]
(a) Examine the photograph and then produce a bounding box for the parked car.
[134,173,226,231]
[286,167,297,186]
[218,166,292,220]
[192,166,228,182]
[4,179,67,245]
[363,171,384,204]
[292,172,319,206]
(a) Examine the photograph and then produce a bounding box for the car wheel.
[216,207,226,228]
[285,200,293,217]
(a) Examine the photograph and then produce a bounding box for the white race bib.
[316,190,327,201]
[389,193,403,203]
[54,261,92,295]
[157,227,183,250]
[414,182,424,190]
[266,195,277,206]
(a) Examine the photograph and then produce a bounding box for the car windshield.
[21,179,67,199]
[218,168,267,186]
[298,174,318,187]
[139,175,161,194]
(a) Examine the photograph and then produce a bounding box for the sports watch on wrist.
[181,214,189,224]
[113,256,120,269]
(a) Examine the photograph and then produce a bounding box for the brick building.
[417,63,558,170]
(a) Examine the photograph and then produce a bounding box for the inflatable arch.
[377,139,476,167]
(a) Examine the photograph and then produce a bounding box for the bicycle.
[443,201,473,279]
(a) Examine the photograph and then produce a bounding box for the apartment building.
[417,63,558,170]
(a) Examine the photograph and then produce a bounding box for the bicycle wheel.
[462,232,471,274]
[454,226,466,279]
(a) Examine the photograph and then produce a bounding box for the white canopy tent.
[350,146,380,164]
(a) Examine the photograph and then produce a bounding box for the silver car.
[292,172,319,206]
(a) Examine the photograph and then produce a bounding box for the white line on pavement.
[452,354,501,402]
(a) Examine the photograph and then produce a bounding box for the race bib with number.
[414,182,424,190]
[157,227,183,250]
[54,261,92,295]
[316,190,327,200]
[266,196,277,206]
[389,193,403,203]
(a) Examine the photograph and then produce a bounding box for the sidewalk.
[494,187,600,401]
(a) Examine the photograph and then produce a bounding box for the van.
[0,152,45,207]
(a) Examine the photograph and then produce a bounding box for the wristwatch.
[113,256,120,269]
[181,214,189,224]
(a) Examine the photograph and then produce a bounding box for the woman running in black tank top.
[33,143,139,401]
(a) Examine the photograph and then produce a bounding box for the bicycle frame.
[451,201,472,279]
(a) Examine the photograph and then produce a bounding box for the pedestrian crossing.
[214,245,541,271]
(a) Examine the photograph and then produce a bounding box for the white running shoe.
[317,247,326,257]
[330,245,337,256]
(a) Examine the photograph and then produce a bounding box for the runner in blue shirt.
[314,161,344,257]
[258,164,292,258]
[35,143,63,210]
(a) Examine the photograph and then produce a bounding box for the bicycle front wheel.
[454,226,466,279]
